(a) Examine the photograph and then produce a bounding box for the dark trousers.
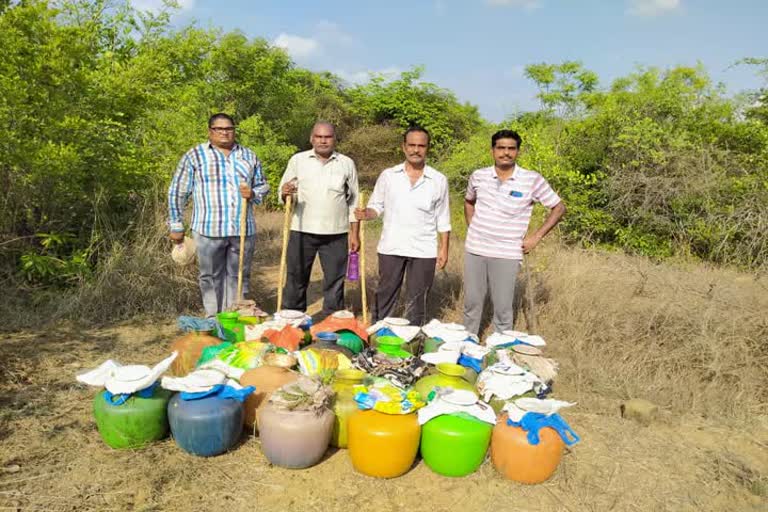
[282,231,348,317]
[374,253,436,326]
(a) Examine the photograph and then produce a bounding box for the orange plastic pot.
[169,331,220,376]
[491,414,565,484]
[239,366,299,432]
[348,410,420,478]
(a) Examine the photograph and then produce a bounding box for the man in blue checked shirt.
[168,113,270,317]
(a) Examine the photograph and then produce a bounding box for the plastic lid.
[316,331,340,342]
[277,309,305,320]
[376,335,406,346]
[383,317,410,326]
[332,310,355,319]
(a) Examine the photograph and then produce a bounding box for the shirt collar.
[395,163,434,178]
[491,164,520,181]
[207,141,241,153]
[309,150,338,161]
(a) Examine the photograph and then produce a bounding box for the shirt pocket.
[499,191,531,216]
[327,172,347,194]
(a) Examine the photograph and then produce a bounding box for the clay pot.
[490,413,565,484]
[257,402,334,469]
[169,331,221,376]
[239,366,299,431]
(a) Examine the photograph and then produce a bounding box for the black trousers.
[282,231,348,317]
[374,253,436,326]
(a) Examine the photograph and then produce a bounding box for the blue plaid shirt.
[168,142,269,237]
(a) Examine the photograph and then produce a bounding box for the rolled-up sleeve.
[436,176,452,233]
[465,170,478,202]
[278,155,298,205]
[168,153,194,232]
[346,160,360,223]
[250,158,270,205]
[367,171,387,216]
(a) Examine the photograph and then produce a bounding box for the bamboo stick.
[358,192,368,325]
[277,194,293,312]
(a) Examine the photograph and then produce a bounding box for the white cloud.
[486,0,540,9]
[628,0,681,16]
[315,20,355,46]
[131,0,195,12]
[335,67,404,85]
[273,33,320,58]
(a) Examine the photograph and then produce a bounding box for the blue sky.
[139,0,767,121]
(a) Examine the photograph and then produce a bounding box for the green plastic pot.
[92,388,172,449]
[376,335,412,358]
[336,330,365,355]
[216,312,242,342]
[421,412,493,477]
[413,363,475,400]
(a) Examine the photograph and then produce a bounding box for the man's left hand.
[522,234,542,254]
[436,249,448,270]
[349,233,360,252]
[239,183,253,199]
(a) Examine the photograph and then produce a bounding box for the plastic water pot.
[491,413,565,484]
[421,413,493,477]
[413,363,476,400]
[169,330,220,376]
[168,394,243,457]
[348,410,420,478]
[331,369,365,448]
[239,366,299,432]
[257,402,334,469]
[216,312,243,342]
[93,388,172,449]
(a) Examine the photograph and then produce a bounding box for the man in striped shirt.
[168,113,270,317]
[463,129,566,335]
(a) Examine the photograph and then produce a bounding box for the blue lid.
[316,331,339,342]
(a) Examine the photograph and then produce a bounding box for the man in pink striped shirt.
[463,129,566,335]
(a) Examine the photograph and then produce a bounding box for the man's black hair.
[491,129,522,148]
[208,112,236,128]
[403,125,431,145]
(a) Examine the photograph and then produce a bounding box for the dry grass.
[1,201,767,511]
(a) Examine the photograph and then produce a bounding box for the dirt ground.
[1,216,766,511]
[1,322,765,512]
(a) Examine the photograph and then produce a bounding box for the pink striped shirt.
[465,165,561,260]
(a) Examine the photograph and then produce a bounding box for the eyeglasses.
[209,126,235,133]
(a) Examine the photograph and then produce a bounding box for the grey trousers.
[194,232,256,317]
[375,253,436,326]
[463,251,521,335]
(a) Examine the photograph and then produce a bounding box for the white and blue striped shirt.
[168,142,269,237]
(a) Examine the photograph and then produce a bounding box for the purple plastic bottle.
[346,251,359,281]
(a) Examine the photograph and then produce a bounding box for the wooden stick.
[276,194,293,312]
[236,195,248,302]
[358,192,368,325]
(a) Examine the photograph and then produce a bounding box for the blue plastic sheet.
[507,412,580,446]
[104,382,159,406]
[179,384,256,403]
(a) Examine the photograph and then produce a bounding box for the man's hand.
[349,232,360,252]
[436,247,449,270]
[169,231,185,244]
[281,180,298,196]
[522,234,542,254]
[239,182,253,199]
[354,207,375,221]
